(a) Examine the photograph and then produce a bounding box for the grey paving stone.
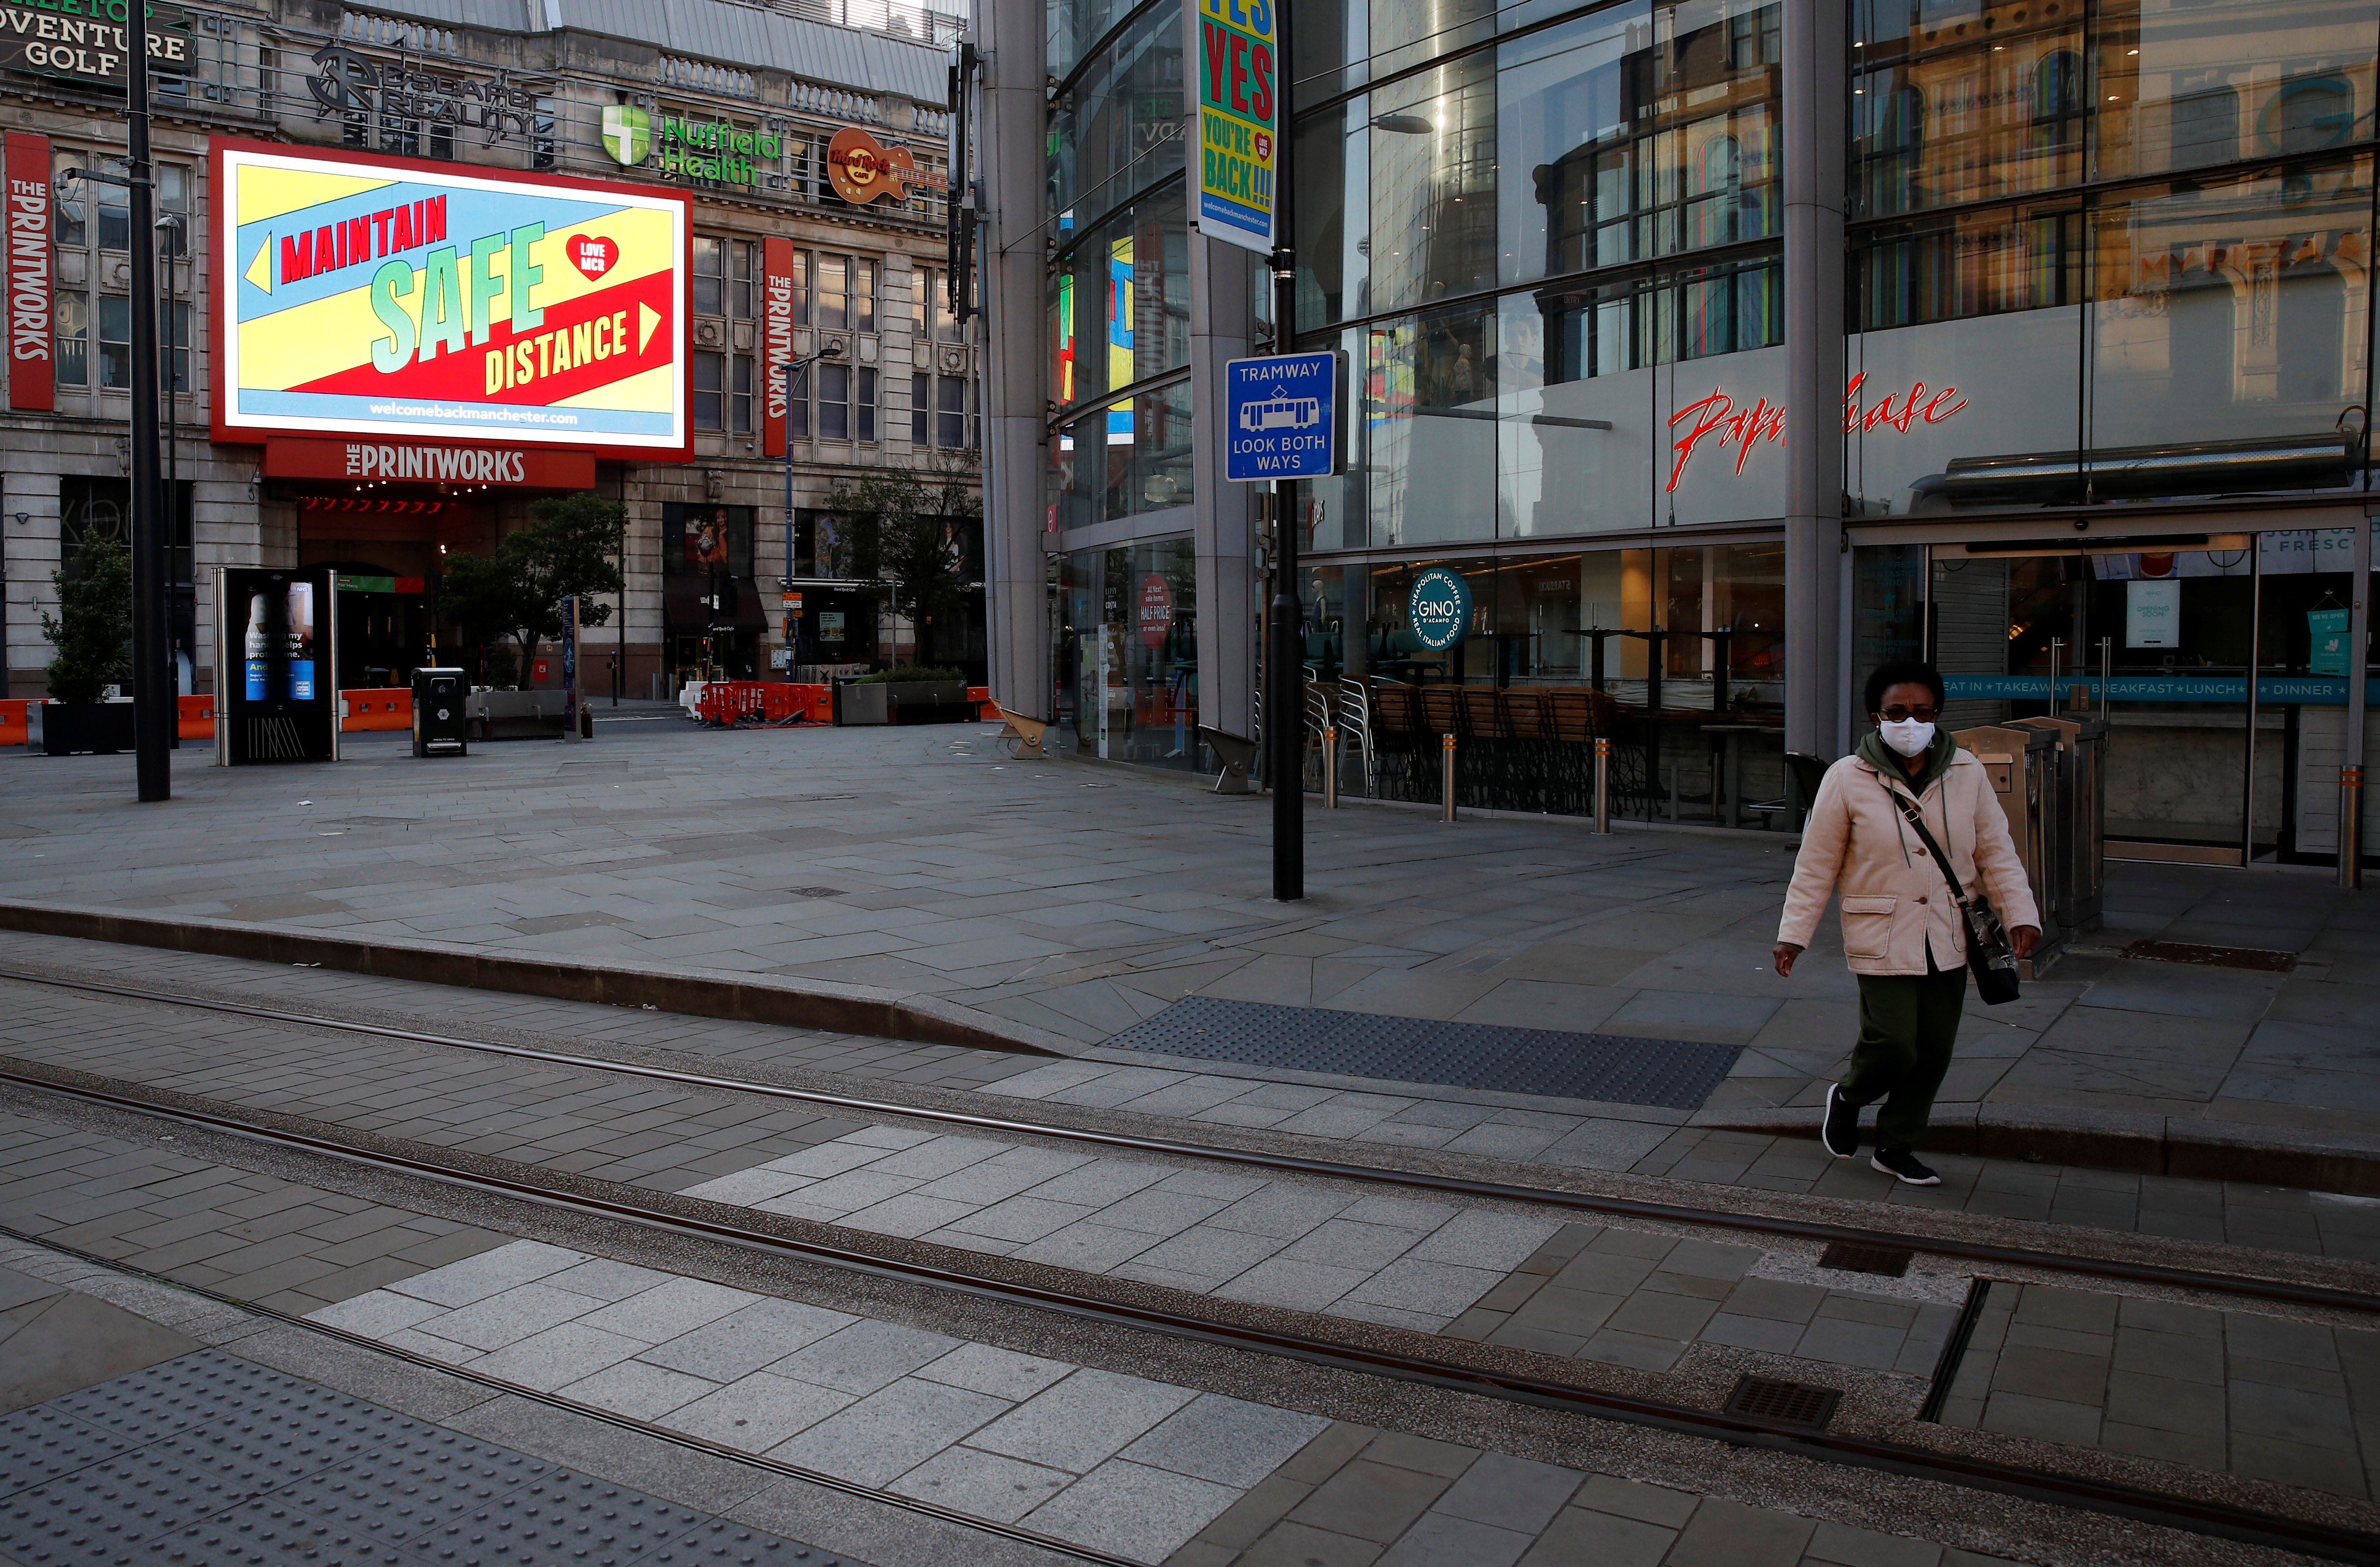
[1516,1504,1675,1567]
[1020,1457,1239,1561]
[767,1376,1008,1486]
[1427,1452,1584,1534]
[967,1368,1198,1473]
[1289,1458,1460,1544]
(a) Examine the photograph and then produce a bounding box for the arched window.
[2035,51,2085,122]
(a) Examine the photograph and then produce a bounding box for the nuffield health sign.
[1196,0,1277,254]
[1224,352,1342,480]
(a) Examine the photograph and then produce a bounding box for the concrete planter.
[834,681,888,725]
[837,680,969,725]
[465,689,570,741]
[35,701,136,756]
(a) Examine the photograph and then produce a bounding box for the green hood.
[1856,725,1957,797]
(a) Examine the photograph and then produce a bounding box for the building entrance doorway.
[1927,530,2370,866]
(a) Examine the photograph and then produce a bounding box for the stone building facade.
[1,0,974,699]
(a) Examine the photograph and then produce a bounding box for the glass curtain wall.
[1847,0,2380,515]
[1305,542,1789,825]
[1295,0,1789,550]
[1047,0,1194,531]
[1055,538,1207,770]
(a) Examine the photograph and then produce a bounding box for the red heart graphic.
[568,236,619,281]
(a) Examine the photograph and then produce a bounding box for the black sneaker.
[1821,1084,1859,1158]
[1871,1148,1941,1186]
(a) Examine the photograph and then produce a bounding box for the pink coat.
[1778,750,2040,976]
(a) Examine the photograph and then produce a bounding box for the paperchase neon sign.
[1664,373,1968,491]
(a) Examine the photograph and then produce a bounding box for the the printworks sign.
[1224,351,1341,479]
[1196,0,1276,254]
[0,0,192,85]
[214,138,691,458]
[1408,567,1471,653]
[6,131,51,411]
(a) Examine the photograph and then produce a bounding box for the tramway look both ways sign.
[1224,352,1343,480]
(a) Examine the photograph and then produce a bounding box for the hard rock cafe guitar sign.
[825,126,949,207]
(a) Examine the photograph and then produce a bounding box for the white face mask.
[1880,717,1936,758]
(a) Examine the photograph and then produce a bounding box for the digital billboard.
[211,138,691,459]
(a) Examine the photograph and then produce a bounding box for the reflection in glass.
[1850,0,2088,216]
[1050,180,1191,417]
[1505,0,1779,286]
[1850,153,2373,513]
[1049,378,1195,527]
[2089,155,2372,470]
[1056,538,1203,771]
[1048,1,1187,223]
[1368,55,1499,314]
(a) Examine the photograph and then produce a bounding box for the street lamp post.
[62,41,167,798]
[777,341,846,670]
[1266,2,1301,901]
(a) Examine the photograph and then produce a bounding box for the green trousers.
[1842,958,1967,1151]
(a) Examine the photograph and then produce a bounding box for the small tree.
[827,466,980,666]
[40,541,132,704]
[441,495,625,680]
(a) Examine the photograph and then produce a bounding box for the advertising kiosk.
[214,566,341,764]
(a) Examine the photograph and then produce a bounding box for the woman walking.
[1773,661,2040,1186]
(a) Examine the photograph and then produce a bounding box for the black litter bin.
[412,668,470,757]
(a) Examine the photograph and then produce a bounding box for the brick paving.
[0,724,2375,1148]
[1937,1279,2380,1502]
[1440,1225,1959,1378]
[1171,1422,2019,1567]
[0,1112,505,1316]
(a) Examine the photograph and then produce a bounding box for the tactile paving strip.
[0,1407,139,1499]
[1106,994,1741,1109]
[0,1351,867,1567]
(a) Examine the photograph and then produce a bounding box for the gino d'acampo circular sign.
[1408,567,1471,652]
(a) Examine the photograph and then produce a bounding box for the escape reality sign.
[1224,351,1344,481]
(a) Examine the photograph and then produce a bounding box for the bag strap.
[1878,772,1976,907]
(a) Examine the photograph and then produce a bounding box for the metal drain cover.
[1817,1242,1912,1277]
[1723,1375,1840,1430]
[1105,995,1741,1110]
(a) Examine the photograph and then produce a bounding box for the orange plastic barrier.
[177,693,215,741]
[695,681,829,727]
[0,699,31,746]
[340,687,413,732]
[968,685,996,719]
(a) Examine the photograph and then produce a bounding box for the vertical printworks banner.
[761,236,798,457]
[1196,0,1277,254]
[5,131,52,411]
[213,138,690,456]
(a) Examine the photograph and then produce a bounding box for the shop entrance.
[1927,531,2369,866]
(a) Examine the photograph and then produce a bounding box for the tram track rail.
[0,1047,2376,1560]
[4,964,2376,1317]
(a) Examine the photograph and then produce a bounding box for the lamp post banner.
[762,236,797,457]
[5,132,53,412]
[1195,0,1277,254]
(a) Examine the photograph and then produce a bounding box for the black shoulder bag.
[1880,776,2022,1006]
